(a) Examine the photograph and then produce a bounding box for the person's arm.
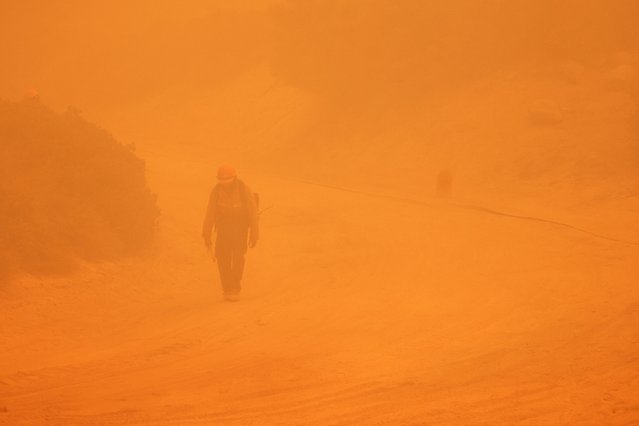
[245,184,259,247]
[202,188,217,248]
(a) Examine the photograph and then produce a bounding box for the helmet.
[217,164,237,184]
[24,88,40,101]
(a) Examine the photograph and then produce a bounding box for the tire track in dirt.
[3,159,639,425]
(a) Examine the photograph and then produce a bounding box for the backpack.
[239,180,259,211]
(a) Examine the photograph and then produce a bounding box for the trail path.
[2,154,639,425]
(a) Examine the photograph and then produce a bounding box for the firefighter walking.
[202,165,259,302]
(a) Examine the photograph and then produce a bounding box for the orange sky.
[2,1,637,115]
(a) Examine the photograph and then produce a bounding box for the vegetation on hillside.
[0,100,159,280]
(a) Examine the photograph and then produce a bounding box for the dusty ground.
[2,153,639,425]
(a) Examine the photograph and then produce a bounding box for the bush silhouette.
[0,99,159,279]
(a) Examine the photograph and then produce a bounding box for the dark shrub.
[0,100,159,279]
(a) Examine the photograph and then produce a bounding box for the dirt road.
[2,155,639,425]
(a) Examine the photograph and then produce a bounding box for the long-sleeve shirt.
[202,179,259,242]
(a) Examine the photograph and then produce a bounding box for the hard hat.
[24,88,40,100]
[217,164,237,183]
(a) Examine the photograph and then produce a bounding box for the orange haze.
[1,1,639,424]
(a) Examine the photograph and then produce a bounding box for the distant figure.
[202,165,259,302]
[23,88,40,102]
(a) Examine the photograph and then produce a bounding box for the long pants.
[215,224,248,294]
[216,249,245,294]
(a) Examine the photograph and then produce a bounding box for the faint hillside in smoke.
[0,100,159,280]
[6,0,632,219]
[260,0,639,203]
[270,0,638,109]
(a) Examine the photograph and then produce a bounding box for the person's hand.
[249,234,258,248]
[204,236,212,250]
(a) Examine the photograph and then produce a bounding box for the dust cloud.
[1,1,639,424]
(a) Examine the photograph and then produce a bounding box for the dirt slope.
[1,153,638,425]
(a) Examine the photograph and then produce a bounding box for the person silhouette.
[202,165,259,301]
